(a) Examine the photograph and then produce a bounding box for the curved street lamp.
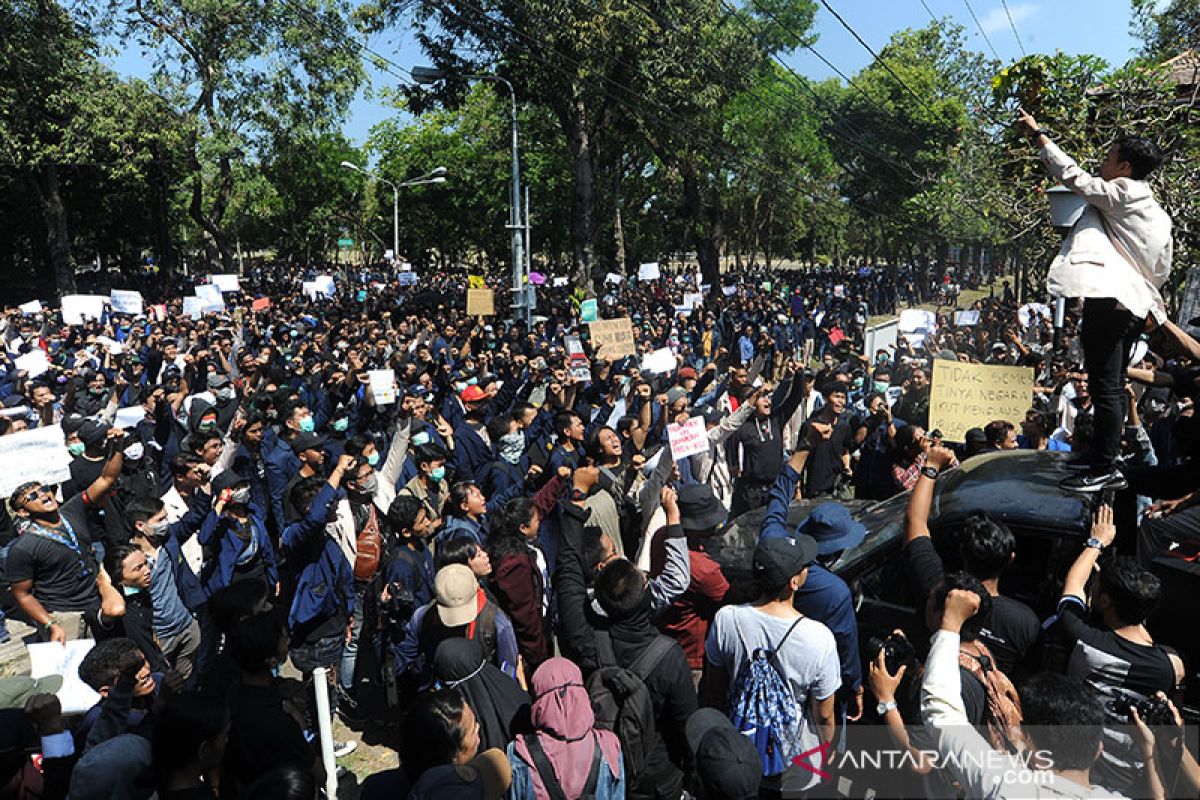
[341,161,448,263]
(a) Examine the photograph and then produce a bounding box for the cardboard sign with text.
[588,318,636,360]
[667,416,709,460]
[929,360,1035,443]
[466,289,495,316]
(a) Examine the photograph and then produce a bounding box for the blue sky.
[104,0,1143,146]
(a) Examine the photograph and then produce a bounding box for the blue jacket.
[197,503,279,597]
[759,464,862,692]
[282,483,355,637]
[261,427,300,538]
[396,600,520,688]
[451,423,491,484]
[436,515,487,548]
[162,489,212,613]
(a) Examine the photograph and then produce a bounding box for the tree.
[96,0,365,271]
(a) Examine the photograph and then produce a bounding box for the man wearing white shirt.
[1019,110,1171,493]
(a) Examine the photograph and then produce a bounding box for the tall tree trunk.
[612,157,626,275]
[566,99,597,290]
[680,160,722,287]
[31,165,75,295]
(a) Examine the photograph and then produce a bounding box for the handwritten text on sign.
[667,416,710,460]
[928,360,1034,443]
[466,288,495,316]
[588,318,636,359]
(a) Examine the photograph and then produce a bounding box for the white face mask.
[124,442,145,461]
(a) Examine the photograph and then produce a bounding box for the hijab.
[433,638,530,751]
[515,658,622,799]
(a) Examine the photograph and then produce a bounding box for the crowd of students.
[0,260,1197,800]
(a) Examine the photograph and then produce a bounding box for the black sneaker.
[1060,468,1128,493]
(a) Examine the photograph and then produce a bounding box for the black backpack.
[585,630,674,784]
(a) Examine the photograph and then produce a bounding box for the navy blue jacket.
[261,427,300,538]
[759,463,862,692]
[282,483,355,636]
[197,503,279,598]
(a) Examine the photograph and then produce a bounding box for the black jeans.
[1081,298,1142,470]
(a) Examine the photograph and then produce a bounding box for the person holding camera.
[1054,503,1184,796]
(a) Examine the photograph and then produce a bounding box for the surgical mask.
[217,387,235,402]
[499,431,525,465]
[67,442,86,457]
[412,431,431,447]
[230,486,252,505]
[367,452,380,467]
[123,442,144,461]
[122,585,142,596]
[873,381,889,395]
[430,466,446,482]
[455,382,468,393]
[89,386,105,396]
[298,416,315,433]
[852,377,864,390]
[467,377,478,386]
[356,473,379,494]
[332,418,349,432]
[144,520,169,540]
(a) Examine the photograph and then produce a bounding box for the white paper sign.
[0,424,72,497]
[60,295,107,325]
[637,262,661,281]
[640,347,677,374]
[211,274,240,293]
[182,297,204,320]
[14,349,50,378]
[29,640,101,715]
[19,300,42,315]
[109,289,144,315]
[94,335,123,354]
[368,369,397,405]
[682,292,704,310]
[315,274,336,296]
[954,310,980,326]
[865,320,899,358]
[194,284,224,313]
[552,276,569,288]
[898,309,937,334]
[722,285,738,297]
[115,406,146,429]
[667,416,709,460]
[605,272,624,285]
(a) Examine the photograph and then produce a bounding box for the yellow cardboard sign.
[466,288,495,316]
[928,360,1034,442]
[468,275,486,289]
[587,318,636,359]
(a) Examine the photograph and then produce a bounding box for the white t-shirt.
[705,604,841,775]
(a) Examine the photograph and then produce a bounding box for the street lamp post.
[341,161,446,265]
[413,66,528,326]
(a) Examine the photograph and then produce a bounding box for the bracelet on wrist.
[921,466,940,480]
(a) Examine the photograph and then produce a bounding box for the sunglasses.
[21,487,52,504]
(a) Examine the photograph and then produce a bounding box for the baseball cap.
[436,564,480,627]
[291,431,327,455]
[210,470,248,496]
[409,749,511,800]
[796,502,866,556]
[678,366,698,380]
[78,419,111,449]
[753,535,817,592]
[697,405,723,427]
[965,427,988,445]
[61,413,86,436]
[461,385,488,403]
[686,708,762,799]
[207,372,231,389]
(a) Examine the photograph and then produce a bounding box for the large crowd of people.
[0,244,1197,800]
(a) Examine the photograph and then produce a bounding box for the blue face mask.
[67,442,86,457]
[412,431,431,447]
[874,381,889,395]
[367,452,380,467]
[298,416,315,433]
[430,466,446,482]
[332,418,349,432]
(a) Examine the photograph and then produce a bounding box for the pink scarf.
[515,658,622,798]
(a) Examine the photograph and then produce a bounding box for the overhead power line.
[961,0,1001,60]
[1000,0,1027,57]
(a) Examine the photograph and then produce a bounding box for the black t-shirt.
[799,417,852,496]
[61,457,104,503]
[902,537,1038,675]
[1058,596,1177,793]
[6,495,99,614]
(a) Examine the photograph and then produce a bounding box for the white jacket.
[1042,140,1172,323]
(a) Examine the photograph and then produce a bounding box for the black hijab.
[433,638,531,751]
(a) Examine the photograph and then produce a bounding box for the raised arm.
[761,452,803,541]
